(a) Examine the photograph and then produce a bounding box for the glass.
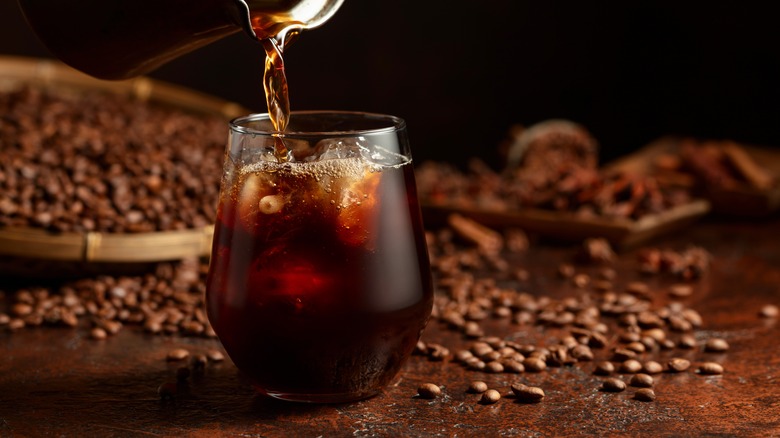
[206,111,434,403]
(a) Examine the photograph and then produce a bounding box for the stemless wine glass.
[206,111,433,403]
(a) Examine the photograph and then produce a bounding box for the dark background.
[2,1,780,169]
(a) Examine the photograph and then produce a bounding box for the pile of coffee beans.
[411,215,740,404]
[0,86,225,233]
[0,257,215,339]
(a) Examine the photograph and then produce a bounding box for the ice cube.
[336,168,382,247]
[238,172,280,233]
[308,138,367,161]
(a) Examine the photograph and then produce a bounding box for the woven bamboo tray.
[0,55,249,264]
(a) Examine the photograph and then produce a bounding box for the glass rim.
[229,110,407,137]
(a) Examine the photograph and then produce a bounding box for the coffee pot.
[17,0,344,80]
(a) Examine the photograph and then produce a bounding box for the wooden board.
[422,199,711,250]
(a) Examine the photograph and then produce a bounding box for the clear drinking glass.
[206,111,434,403]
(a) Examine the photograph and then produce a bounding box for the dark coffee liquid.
[206,158,433,401]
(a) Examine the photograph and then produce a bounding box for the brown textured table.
[1,216,779,437]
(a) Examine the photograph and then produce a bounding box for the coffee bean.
[667,358,691,373]
[558,263,576,278]
[594,361,615,376]
[668,284,693,298]
[704,338,729,352]
[417,383,441,399]
[206,350,225,362]
[698,362,724,375]
[620,359,643,374]
[480,389,501,404]
[625,282,649,296]
[167,348,190,361]
[90,327,107,340]
[428,343,451,361]
[642,361,664,375]
[455,350,474,363]
[467,359,486,371]
[678,335,697,349]
[570,345,594,361]
[485,361,505,373]
[759,304,779,318]
[629,373,654,388]
[511,383,545,403]
[468,381,488,394]
[7,319,25,331]
[0,314,10,325]
[612,348,637,362]
[625,341,646,354]
[572,274,590,288]
[602,378,627,392]
[634,388,656,402]
[523,357,547,372]
[502,360,525,374]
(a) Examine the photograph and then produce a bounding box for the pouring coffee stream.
[17,0,344,80]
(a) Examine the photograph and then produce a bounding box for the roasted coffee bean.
[428,343,451,361]
[602,378,627,392]
[668,284,693,298]
[511,383,545,403]
[158,382,177,400]
[760,304,779,318]
[523,357,547,372]
[502,360,525,374]
[572,274,590,288]
[625,282,649,296]
[206,350,225,362]
[167,348,190,361]
[594,361,615,376]
[570,345,594,361]
[660,339,676,350]
[634,388,656,402]
[558,263,576,278]
[480,389,501,404]
[7,319,25,331]
[620,359,643,374]
[468,381,489,394]
[612,348,637,362]
[698,362,724,375]
[704,338,729,353]
[642,361,664,375]
[417,383,441,399]
[0,314,10,325]
[630,373,654,388]
[485,361,505,373]
[678,334,697,349]
[467,359,486,371]
[625,341,646,354]
[455,349,475,363]
[90,327,107,340]
[667,358,691,373]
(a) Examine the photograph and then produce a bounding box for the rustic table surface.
[1,215,779,437]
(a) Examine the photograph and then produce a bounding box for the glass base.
[256,386,381,404]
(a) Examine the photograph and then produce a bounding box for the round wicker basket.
[0,55,248,266]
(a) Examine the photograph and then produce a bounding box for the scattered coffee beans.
[602,378,627,392]
[417,383,442,399]
[704,338,729,353]
[634,388,656,402]
[629,373,654,388]
[667,358,691,373]
[759,304,779,318]
[698,362,724,375]
[642,361,664,375]
[468,381,489,394]
[594,361,615,376]
[511,383,545,403]
[167,348,190,361]
[480,389,501,404]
